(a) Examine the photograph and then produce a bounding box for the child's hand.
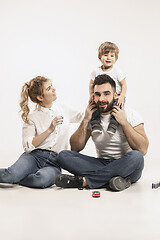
[89,93,95,104]
[116,95,125,108]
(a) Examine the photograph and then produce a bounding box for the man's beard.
[96,99,114,113]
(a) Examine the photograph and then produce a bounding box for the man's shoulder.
[125,105,136,113]
[125,106,144,127]
[125,105,139,115]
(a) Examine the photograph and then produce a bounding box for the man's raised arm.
[112,106,149,155]
[70,102,96,152]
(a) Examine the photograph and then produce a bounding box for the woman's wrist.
[47,127,55,134]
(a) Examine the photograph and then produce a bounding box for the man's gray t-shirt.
[89,106,144,160]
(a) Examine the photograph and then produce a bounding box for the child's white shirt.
[90,65,126,94]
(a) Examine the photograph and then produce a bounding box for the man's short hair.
[93,74,116,92]
[98,41,119,60]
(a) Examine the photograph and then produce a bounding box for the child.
[89,41,127,135]
[0,76,83,188]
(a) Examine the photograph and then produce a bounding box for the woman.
[0,76,83,188]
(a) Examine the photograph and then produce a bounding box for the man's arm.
[112,106,149,155]
[70,119,91,152]
[70,101,96,152]
[121,122,149,155]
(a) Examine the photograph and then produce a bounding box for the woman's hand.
[48,116,63,133]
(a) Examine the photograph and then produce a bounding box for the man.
[55,74,149,191]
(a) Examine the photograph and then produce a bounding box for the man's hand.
[70,100,95,152]
[84,100,97,122]
[111,105,127,126]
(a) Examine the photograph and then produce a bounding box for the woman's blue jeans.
[0,149,61,188]
[57,150,144,188]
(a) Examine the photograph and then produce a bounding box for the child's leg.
[107,115,119,135]
[107,98,119,135]
[91,110,101,122]
[90,110,102,134]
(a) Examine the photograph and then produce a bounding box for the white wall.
[0,0,159,163]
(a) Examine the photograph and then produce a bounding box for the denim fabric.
[57,150,144,189]
[0,149,61,188]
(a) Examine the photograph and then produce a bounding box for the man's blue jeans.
[0,149,61,188]
[57,150,144,188]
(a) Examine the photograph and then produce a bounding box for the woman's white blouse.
[22,101,83,153]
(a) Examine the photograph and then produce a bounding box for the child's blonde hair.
[19,76,49,123]
[98,41,119,60]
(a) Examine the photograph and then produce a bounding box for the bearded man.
[55,74,149,191]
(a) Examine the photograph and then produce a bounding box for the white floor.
[0,155,160,240]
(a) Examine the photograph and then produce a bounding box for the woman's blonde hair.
[19,76,49,123]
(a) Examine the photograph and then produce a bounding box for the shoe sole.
[107,130,114,135]
[109,176,131,191]
[92,130,102,135]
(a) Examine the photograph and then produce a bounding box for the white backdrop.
[0,0,159,163]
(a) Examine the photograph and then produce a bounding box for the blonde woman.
[0,76,83,188]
